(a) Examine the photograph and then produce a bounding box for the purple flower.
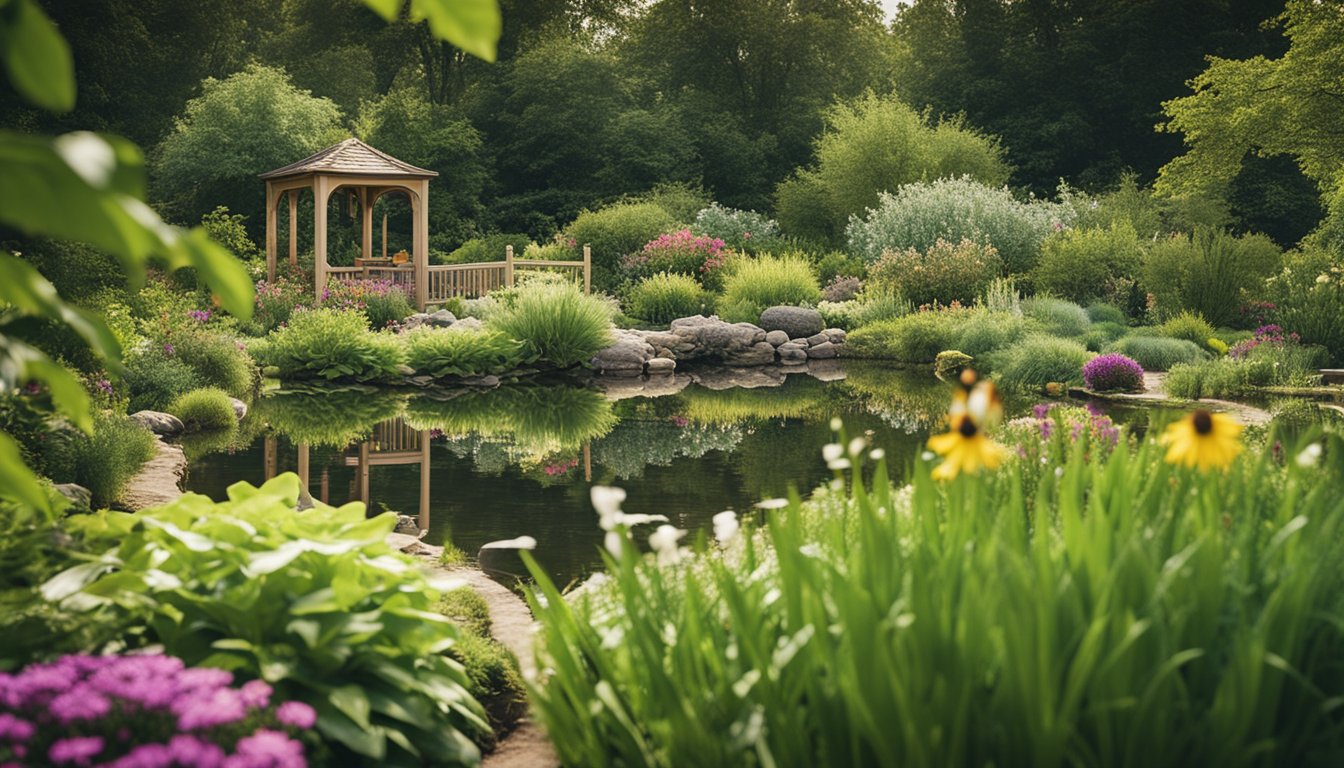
[225,730,306,768]
[95,378,114,395]
[240,679,272,709]
[49,736,104,766]
[174,687,247,731]
[107,743,172,768]
[49,686,112,724]
[168,735,226,768]
[0,713,35,742]
[1082,353,1144,392]
[274,701,316,730]
[163,343,175,356]
[189,309,213,323]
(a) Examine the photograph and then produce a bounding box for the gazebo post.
[414,179,429,310]
[360,188,373,261]
[313,175,328,303]
[264,181,277,282]
[288,190,299,270]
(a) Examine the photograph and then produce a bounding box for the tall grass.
[718,254,821,323]
[524,425,1344,767]
[70,413,157,508]
[990,334,1093,390]
[490,281,614,368]
[1106,335,1208,371]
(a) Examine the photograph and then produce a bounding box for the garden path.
[120,438,187,510]
[1072,372,1272,426]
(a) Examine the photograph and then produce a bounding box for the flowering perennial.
[1082,353,1144,391]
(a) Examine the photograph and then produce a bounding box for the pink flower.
[49,736,104,766]
[240,679,272,709]
[274,701,317,730]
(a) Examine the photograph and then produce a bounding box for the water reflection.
[184,363,951,584]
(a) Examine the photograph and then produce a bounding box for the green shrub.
[170,331,254,400]
[846,310,960,362]
[1142,228,1282,326]
[846,176,1072,273]
[324,278,415,330]
[438,586,493,638]
[989,334,1092,391]
[1085,303,1128,325]
[1106,335,1208,371]
[1268,247,1344,364]
[441,233,533,265]
[124,348,203,413]
[265,308,405,381]
[436,587,526,732]
[404,327,525,378]
[490,281,614,368]
[69,412,157,508]
[813,252,867,285]
[50,475,490,764]
[718,254,821,322]
[868,238,1003,308]
[819,295,911,330]
[248,275,310,336]
[169,388,237,432]
[1023,297,1091,337]
[691,203,783,253]
[21,238,126,302]
[626,273,707,325]
[1031,223,1142,303]
[1159,311,1217,350]
[953,310,1030,359]
[564,202,678,292]
[1164,359,1247,399]
[1082,321,1130,352]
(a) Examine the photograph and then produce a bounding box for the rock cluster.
[590,307,846,376]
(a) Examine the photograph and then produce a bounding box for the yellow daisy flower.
[928,376,1008,480]
[1159,409,1243,471]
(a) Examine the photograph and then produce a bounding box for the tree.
[1157,0,1344,248]
[152,64,343,231]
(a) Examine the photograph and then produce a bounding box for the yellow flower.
[1159,409,1243,471]
[927,375,1008,480]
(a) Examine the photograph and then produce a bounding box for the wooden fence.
[329,245,591,308]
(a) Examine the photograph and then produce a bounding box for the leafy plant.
[989,335,1093,390]
[123,347,203,413]
[868,238,1003,307]
[563,202,678,292]
[1106,335,1208,371]
[1032,223,1142,302]
[845,309,961,362]
[1159,311,1217,350]
[1141,228,1281,326]
[263,309,404,382]
[1267,247,1344,364]
[489,281,614,368]
[324,278,415,331]
[717,254,821,322]
[67,412,157,508]
[1023,297,1092,337]
[44,475,491,766]
[691,203,783,253]
[626,273,707,324]
[169,387,237,432]
[403,327,525,378]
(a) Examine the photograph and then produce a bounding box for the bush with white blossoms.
[0,653,316,768]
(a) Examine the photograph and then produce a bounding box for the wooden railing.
[328,245,592,308]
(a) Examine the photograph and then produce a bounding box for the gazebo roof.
[258,138,438,180]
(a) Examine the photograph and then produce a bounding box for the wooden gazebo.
[260,138,436,308]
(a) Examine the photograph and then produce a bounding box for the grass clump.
[490,281,614,368]
[262,308,404,382]
[69,412,157,508]
[1085,302,1128,325]
[718,254,821,323]
[626,273,707,325]
[1023,296,1091,337]
[169,387,237,432]
[1164,359,1246,399]
[1106,335,1208,371]
[404,327,525,378]
[436,587,527,735]
[989,334,1092,390]
[1159,311,1217,350]
[845,310,959,362]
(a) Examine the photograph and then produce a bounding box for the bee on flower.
[926,369,1009,480]
[1159,409,1242,471]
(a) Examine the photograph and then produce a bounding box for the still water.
[180,362,1107,585]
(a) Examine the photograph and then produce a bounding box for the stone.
[759,306,824,338]
[806,332,830,347]
[779,346,808,364]
[447,317,485,332]
[778,341,807,354]
[733,323,768,345]
[463,374,501,388]
[726,341,777,367]
[693,366,786,390]
[394,515,421,535]
[410,375,435,387]
[395,363,416,376]
[765,330,790,347]
[934,350,974,382]
[129,410,184,436]
[806,359,847,381]
[825,328,847,345]
[592,333,656,374]
[426,309,457,327]
[229,397,248,420]
[807,341,838,359]
[645,357,677,374]
[54,483,91,510]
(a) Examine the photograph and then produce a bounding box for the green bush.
[20,238,126,302]
[441,233,533,265]
[846,176,1072,273]
[846,310,960,362]
[1106,335,1209,371]
[1159,311,1217,350]
[718,255,821,323]
[953,310,1030,359]
[813,252,866,285]
[1268,247,1344,364]
[1023,297,1091,337]
[989,335,1093,391]
[564,202,678,292]
[1085,303,1128,325]
[436,588,526,732]
[1164,359,1247,399]
[49,475,490,764]
[169,388,237,432]
[265,308,405,381]
[1142,228,1282,326]
[170,330,254,400]
[124,348,203,413]
[404,327,525,378]
[490,281,614,368]
[692,203,783,253]
[1032,223,1142,302]
[1082,321,1130,352]
[868,238,1003,308]
[626,273,707,325]
[526,430,1344,767]
[69,412,157,508]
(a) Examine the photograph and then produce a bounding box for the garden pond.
[181,361,1160,585]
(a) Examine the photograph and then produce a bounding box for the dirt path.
[120,437,186,510]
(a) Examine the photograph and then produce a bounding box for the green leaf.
[0,338,92,431]
[0,430,53,513]
[0,252,122,365]
[1,0,75,112]
[329,685,373,729]
[40,561,113,602]
[408,0,501,62]
[360,0,401,22]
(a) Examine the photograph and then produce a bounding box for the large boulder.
[759,306,824,339]
[129,410,184,436]
[726,341,777,367]
[54,483,92,511]
[591,331,655,375]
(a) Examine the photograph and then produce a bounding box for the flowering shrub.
[691,204,782,253]
[250,276,310,335]
[867,238,1003,307]
[821,275,863,302]
[323,278,414,329]
[1228,324,1301,359]
[620,230,728,284]
[1082,353,1145,391]
[0,653,314,767]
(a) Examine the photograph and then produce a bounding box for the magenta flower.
[1082,353,1144,392]
[0,713,34,742]
[226,730,305,768]
[274,701,316,730]
[49,736,104,765]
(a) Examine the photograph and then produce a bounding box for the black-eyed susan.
[927,376,1008,480]
[1159,409,1243,471]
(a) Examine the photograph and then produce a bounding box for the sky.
[880,0,910,23]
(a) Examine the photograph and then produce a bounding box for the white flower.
[1317,274,1331,284]
[755,498,789,510]
[830,417,843,432]
[827,458,852,471]
[591,485,626,520]
[847,437,867,457]
[822,443,844,462]
[1296,443,1322,468]
[604,531,625,559]
[713,511,740,544]
[921,451,935,462]
[869,448,885,461]
[479,536,537,550]
[613,513,669,527]
[648,525,687,566]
